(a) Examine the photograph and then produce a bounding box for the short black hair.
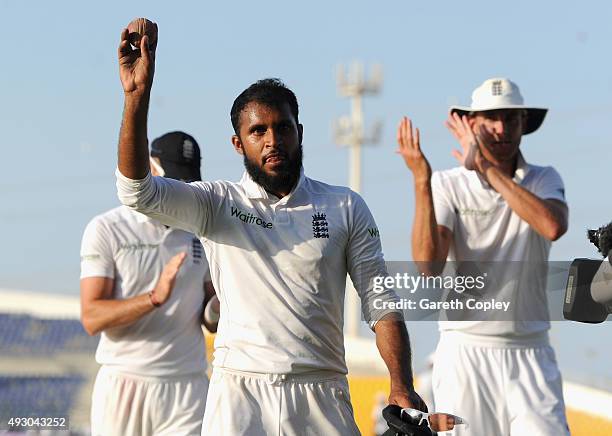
[230,78,299,135]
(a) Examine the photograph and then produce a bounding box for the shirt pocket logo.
[312,212,329,238]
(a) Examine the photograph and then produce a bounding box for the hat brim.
[449,106,548,135]
[159,159,201,182]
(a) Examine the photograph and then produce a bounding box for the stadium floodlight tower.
[334,62,383,337]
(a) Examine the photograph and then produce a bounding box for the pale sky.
[1,0,610,384]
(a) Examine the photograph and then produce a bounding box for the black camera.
[564,222,612,323]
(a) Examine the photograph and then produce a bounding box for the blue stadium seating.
[0,314,98,355]
[0,375,82,426]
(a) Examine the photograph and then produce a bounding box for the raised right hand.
[118,18,158,95]
[152,252,187,305]
[396,116,432,183]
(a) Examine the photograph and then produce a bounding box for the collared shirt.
[80,206,209,376]
[116,169,400,374]
[430,154,567,337]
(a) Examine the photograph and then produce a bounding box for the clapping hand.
[396,116,432,184]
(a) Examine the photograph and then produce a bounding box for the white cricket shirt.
[80,206,209,377]
[116,169,400,374]
[431,154,567,337]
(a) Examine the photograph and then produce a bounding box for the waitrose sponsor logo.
[118,243,159,252]
[458,208,495,217]
[230,207,273,229]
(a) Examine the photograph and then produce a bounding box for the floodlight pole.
[349,92,363,193]
[334,62,383,337]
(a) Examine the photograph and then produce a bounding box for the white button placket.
[274,207,289,225]
[273,199,290,226]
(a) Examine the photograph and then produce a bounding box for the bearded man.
[114,18,426,435]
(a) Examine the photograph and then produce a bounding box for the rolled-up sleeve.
[116,168,215,237]
[346,191,403,329]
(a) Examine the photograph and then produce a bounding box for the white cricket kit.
[81,206,210,436]
[203,368,360,436]
[430,154,569,435]
[117,170,399,374]
[81,206,209,376]
[431,154,566,336]
[116,169,400,434]
[91,367,209,436]
[432,332,568,436]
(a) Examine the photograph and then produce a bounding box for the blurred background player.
[80,131,218,436]
[397,78,569,435]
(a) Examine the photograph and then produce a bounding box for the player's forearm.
[118,93,151,180]
[484,166,567,240]
[82,293,155,335]
[375,314,415,392]
[412,180,445,272]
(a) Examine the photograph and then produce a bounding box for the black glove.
[380,405,434,436]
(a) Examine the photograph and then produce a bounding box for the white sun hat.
[450,78,548,134]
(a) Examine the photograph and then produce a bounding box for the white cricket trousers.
[91,366,209,436]
[432,331,569,436]
[201,367,361,436]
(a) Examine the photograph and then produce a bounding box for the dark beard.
[243,145,303,196]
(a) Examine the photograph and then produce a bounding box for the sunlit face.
[469,109,526,164]
[232,101,303,195]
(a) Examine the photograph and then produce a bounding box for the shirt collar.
[473,151,530,189]
[240,168,306,201]
[130,208,168,229]
[130,208,153,223]
[512,152,530,184]
[240,172,268,199]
